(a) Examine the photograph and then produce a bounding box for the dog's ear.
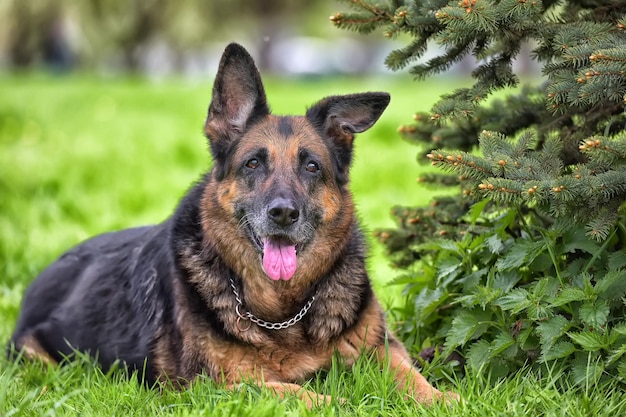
[205,43,269,179]
[306,92,390,185]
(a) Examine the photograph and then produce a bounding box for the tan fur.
[17,335,57,365]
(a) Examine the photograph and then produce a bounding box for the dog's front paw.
[439,390,461,404]
[410,388,460,406]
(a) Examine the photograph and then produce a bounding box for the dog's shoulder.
[303,225,381,343]
[169,174,210,247]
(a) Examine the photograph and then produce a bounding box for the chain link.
[229,278,315,330]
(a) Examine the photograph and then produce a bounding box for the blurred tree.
[1,0,329,72]
[4,0,72,69]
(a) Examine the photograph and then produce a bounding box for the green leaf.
[467,339,491,371]
[413,287,448,320]
[618,361,626,381]
[562,227,601,254]
[551,286,589,307]
[607,344,626,365]
[389,272,428,286]
[595,269,626,300]
[612,322,626,335]
[568,331,608,351]
[537,315,571,350]
[458,285,501,309]
[516,323,534,348]
[445,310,491,349]
[608,252,626,270]
[490,332,516,358]
[446,312,481,349]
[494,246,527,271]
[527,302,553,321]
[486,234,505,254]
[495,240,546,271]
[436,256,463,286]
[496,288,531,313]
[571,354,604,386]
[468,198,490,224]
[493,271,522,292]
[495,209,518,234]
[418,239,461,254]
[541,341,577,362]
[578,300,610,328]
[462,267,489,290]
[533,277,559,299]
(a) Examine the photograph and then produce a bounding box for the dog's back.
[10,223,173,378]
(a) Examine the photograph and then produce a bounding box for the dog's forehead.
[238,115,330,158]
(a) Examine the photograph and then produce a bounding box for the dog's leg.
[226,381,332,409]
[375,337,459,405]
[14,334,58,365]
[334,298,459,405]
[263,382,333,409]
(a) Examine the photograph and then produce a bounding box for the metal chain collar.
[229,278,315,331]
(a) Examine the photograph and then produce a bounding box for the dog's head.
[203,43,389,282]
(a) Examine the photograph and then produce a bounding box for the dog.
[8,43,457,407]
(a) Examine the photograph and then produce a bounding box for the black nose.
[268,198,300,227]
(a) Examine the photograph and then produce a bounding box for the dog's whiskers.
[236,214,253,233]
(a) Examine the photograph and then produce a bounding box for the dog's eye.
[305,161,320,173]
[246,158,260,169]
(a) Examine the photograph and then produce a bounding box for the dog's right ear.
[205,43,269,179]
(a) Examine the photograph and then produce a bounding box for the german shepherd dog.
[9,43,457,407]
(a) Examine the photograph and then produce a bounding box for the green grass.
[3,351,625,416]
[1,74,624,415]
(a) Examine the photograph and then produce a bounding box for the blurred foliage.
[0,0,330,71]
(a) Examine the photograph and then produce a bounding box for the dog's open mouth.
[246,225,304,281]
[261,237,297,281]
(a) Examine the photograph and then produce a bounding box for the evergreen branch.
[409,39,475,79]
[586,206,619,241]
[385,37,430,71]
[579,135,626,160]
[330,0,395,33]
[583,101,625,133]
[330,11,393,33]
[553,22,614,51]
[585,45,626,61]
[477,179,526,204]
[427,150,494,179]
[417,172,462,187]
[350,0,395,18]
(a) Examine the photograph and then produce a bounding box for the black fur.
[305,93,390,187]
[277,116,294,137]
[9,224,174,381]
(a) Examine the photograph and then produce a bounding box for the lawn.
[1,74,624,416]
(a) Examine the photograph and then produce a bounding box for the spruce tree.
[333,0,626,383]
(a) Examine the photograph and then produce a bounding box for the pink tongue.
[262,238,297,281]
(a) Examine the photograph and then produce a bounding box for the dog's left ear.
[306,92,390,185]
[205,43,270,179]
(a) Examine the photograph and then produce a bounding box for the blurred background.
[0,0,399,77]
[0,0,539,77]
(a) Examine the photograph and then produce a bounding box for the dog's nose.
[268,198,299,227]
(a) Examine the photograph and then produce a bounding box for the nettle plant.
[381,131,626,384]
[333,0,626,383]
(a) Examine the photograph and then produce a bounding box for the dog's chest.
[205,329,332,383]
